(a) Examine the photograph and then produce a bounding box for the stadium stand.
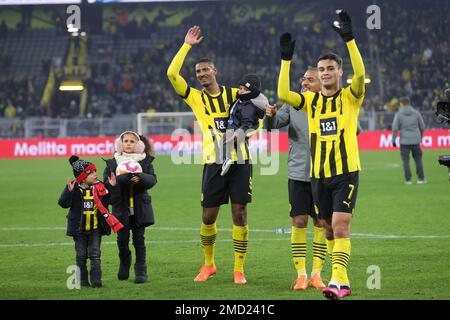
[0,0,448,138]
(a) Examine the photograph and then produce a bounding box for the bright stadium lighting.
[59,81,84,91]
[346,77,371,84]
[59,85,84,91]
[67,24,79,33]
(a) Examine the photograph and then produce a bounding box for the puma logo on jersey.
[343,200,351,208]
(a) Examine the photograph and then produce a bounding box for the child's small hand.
[266,104,277,117]
[130,175,141,184]
[67,179,75,191]
[108,172,117,186]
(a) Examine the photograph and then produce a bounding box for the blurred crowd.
[0,0,448,122]
[374,0,449,113]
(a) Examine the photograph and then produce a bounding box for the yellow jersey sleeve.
[342,86,364,110]
[277,60,308,111]
[167,43,191,98]
[346,39,365,99]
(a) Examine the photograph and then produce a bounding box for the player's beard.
[199,76,211,87]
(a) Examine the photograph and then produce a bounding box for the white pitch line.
[1,226,449,239]
[1,233,450,249]
[0,238,282,248]
[0,227,66,231]
[0,226,275,232]
[1,226,450,237]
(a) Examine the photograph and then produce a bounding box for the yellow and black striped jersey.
[183,85,249,164]
[168,43,252,164]
[79,186,99,232]
[277,39,366,179]
[294,87,363,178]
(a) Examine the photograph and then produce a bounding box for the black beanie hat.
[69,155,96,183]
[238,74,261,95]
[237,74,261,100]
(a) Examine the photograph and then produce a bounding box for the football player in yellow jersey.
[265,69,328,291]
[167,26,258,285]
[277,10,365,299]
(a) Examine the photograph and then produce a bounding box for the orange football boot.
[309,273,326,289]
[194,265,217,282]
[293,275,308,290]
[233,271,247,284]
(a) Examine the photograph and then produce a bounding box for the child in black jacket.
[104,131,157,284]
[58,156,117,288]
[221,74,268,176]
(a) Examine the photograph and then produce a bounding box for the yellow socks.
[232,225,249,273]
[312,226,327,275]
[331,238,351,285]
[326,238,335,261]
[291,226,307,276]
[200,223,217,266]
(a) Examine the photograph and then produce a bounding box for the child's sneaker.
[221,159,233,176]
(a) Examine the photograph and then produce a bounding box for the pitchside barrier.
[1,129,449,159]
[0,111,445,139]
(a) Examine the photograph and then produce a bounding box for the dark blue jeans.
[73,229,101,283]
[400,144,425,181]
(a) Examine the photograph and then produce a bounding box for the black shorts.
[288,179,316,218]
[201,163,252,208]
[311,171,359,220]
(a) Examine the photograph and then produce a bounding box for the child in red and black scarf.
[58,155,123,288]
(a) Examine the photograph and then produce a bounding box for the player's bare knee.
[333,225,350,238]
[321,219,334,239]
[231,204,247,226]
[312,217,323,228]
[202,207,219,225]
[292,215,308,228]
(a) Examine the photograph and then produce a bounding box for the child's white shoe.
[221,159,233,176]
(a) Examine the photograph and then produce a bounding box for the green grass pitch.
[0,150,449,300]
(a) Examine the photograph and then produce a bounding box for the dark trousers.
[400,144,425,181]
[73,229,101,283]
[117,216,146,266]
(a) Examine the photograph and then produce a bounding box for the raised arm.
[277,33,304,109]
[332,10,365,98]
[347,40,365,98]
[167,26,204,96]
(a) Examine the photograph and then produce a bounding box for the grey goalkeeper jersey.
[263,103,311,182]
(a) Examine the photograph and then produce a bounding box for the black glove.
[280,32,296,60]
[332,10,354,42]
